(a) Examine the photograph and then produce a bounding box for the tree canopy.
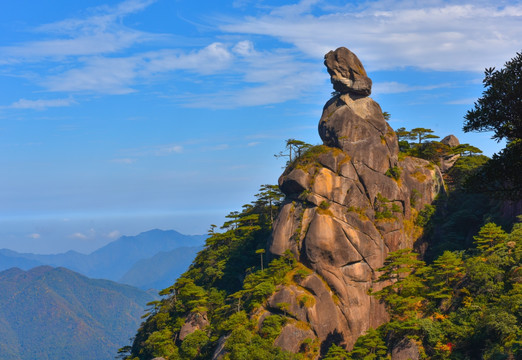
[463,52,522,142]
[462,51,522,199]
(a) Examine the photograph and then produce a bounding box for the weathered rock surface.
[179,312,209,340]
[391,338,421,360]
[274,323,315,353]
[441,134,460,147]
[324,47,372,96]
[268,47,444,354]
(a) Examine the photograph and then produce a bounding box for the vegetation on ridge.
[322,218,522,359]
[123,51,521,360]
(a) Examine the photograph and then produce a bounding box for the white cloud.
[154,144,183,155]
[446,98,477,105]
[40,42,235,94]
[4,0,520,109]
[219,1,522,72]
[0,0,158,62]
[70,232,88,239]
[119,143,184,159]
[373,81,452,95]
[28,233,41,239]
[232,40,255,56]
[44,56,141,94]
[106,230,121,239]
[180,48,324,108]
[6,98,77,110]
[141,42,234,75]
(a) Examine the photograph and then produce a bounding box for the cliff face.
[267,47,444,351]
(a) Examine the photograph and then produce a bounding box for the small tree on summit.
[274,138,311,166]
[410,127,440,144]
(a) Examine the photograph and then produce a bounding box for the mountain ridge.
[0,265,157,360]
[0,229,206,286]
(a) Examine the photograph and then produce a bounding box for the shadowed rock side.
[267,47,444,352]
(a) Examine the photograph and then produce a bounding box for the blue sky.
[1,0,521,254]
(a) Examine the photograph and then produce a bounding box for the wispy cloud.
[373,81,452,95]
[40,42,235,94]
[70,232,88,239]
[179,47,323,108]
[446,98,477,105]
[69,228,96,240]
[5,97,77,110]
[0,0,159,62]
[117,143,184,160]
[3,0,522,109]
[154,144,183,155]
[106,230,121,239]
[27,233,41,239]
[219,0,522,72]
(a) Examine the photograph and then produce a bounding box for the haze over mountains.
[0,266,156,360]
[0,229,206,290]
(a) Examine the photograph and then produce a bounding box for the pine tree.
[473,222,507,252]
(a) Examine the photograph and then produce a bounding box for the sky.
[1,0,521,254]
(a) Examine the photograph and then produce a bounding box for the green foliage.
[125,184,305,360]
[349,328,388,360]
[319,200,331,210]
[0,266,156,360]
[463,140,522,199]
[446,154,489,189]
[370,220,522,359]
[144,328,178,359]
[180,330,209,359]
[290,144,331,171]
[410,128,440,144]
[374,194,400,220]
[393,127,487,169]
[473,222,507,252]
[463,52,522,142]
[323,344,350,359]
[414,204,436,228]
[463,51,522,199]
[275,139,312,167]
[450,143,483,157]
[410,189,421,208]
[385,166,401,180]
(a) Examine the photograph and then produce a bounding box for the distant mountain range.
[0,266,157,360]
[0,229,206,290]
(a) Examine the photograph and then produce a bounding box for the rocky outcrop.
[324,47,372,96]
[440,134,460,172]
[179,312,209,340]
[391,338,421,360]
[268,47,444,353]
[441,134,460,148]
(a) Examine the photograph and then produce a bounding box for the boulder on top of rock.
[441,134,460,148]
[324,47,372,96]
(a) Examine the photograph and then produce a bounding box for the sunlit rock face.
[268,47,444,353]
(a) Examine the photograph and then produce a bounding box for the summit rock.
[324,47,372,96]
[270,47,444,352]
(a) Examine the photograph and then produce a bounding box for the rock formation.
[440,134,460,172]
[267,47,444,352]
